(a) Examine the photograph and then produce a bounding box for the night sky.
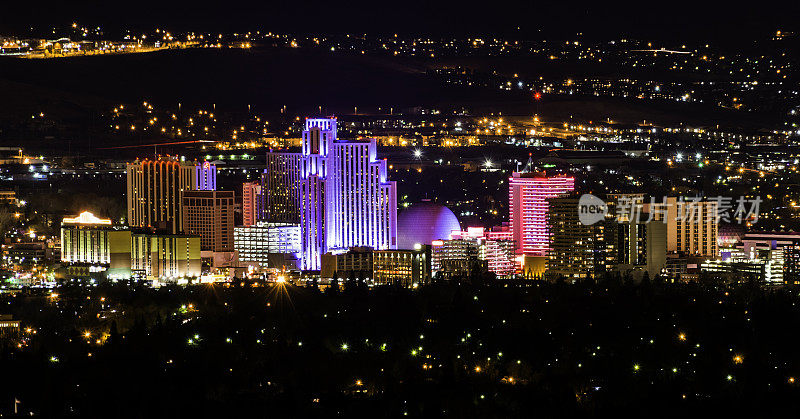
[1,0,798,42]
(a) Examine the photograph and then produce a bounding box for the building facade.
[431,238,484,279]
[60,211,132,279]
[131,232,201,280]
[181,190,235,252]
[234,222,301,268]
[262,118,397,270]
[242,181,261,227]
[126,158,198,234]
[482,225,516,278]
[373,248,432,286]
[546,197,617,280]
[320,246,431,287]
[195,161,217,191]
[509,172,575,258]
[651,197,718,257]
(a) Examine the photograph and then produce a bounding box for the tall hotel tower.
[509,172,575,261]
[262,118,398,270]
[127,157,198,234]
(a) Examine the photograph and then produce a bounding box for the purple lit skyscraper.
[263,118,397,270]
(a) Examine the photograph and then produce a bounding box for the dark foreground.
[2,278,799,417]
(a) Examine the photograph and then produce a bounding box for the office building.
[701,259,765,283]
[373,248,432,286]
[546,197,616,280]
[613,219,667,279]
[447,226,516,279]
[785,246,800,285]
[262,118,397,270]
[718,232,800,284]
[126,157,197,234]
[242,181,261,227]
[323,247,374,280]
[612,194,667,279]
[182,190,235,252]
[545,196,666,281]
[3,242,51,267]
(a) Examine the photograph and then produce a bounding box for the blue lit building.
[195,161,217,191]
[262,118,397,270]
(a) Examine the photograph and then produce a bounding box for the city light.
[3,11,800,416]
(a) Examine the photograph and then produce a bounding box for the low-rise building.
[431,238,484,279]
[234,222,301,269]
[131,231,201,281]
[0,314,20,338]
[320,246,432,287]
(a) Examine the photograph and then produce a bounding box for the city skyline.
[3,5,800,416]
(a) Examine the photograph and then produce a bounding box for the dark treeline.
[2,278,800,417]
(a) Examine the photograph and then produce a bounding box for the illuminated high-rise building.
[182,190,235,252]
[546,197,616,280]
[261,153,303,223]
[263,118,397,270]
[195,161,217,190]
[508,172,575,258]
[126,157,197,234]
[650,197,718,257]
[242,181,261,227]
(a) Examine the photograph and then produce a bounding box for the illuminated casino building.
[195,161,217,190]
[131,231,201,280]
[482,225,516,278]
[438,226,516,279]
[508,172,575,259]
[262,118,397,270]
[126,157,198,234]
[60,211,132,279]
